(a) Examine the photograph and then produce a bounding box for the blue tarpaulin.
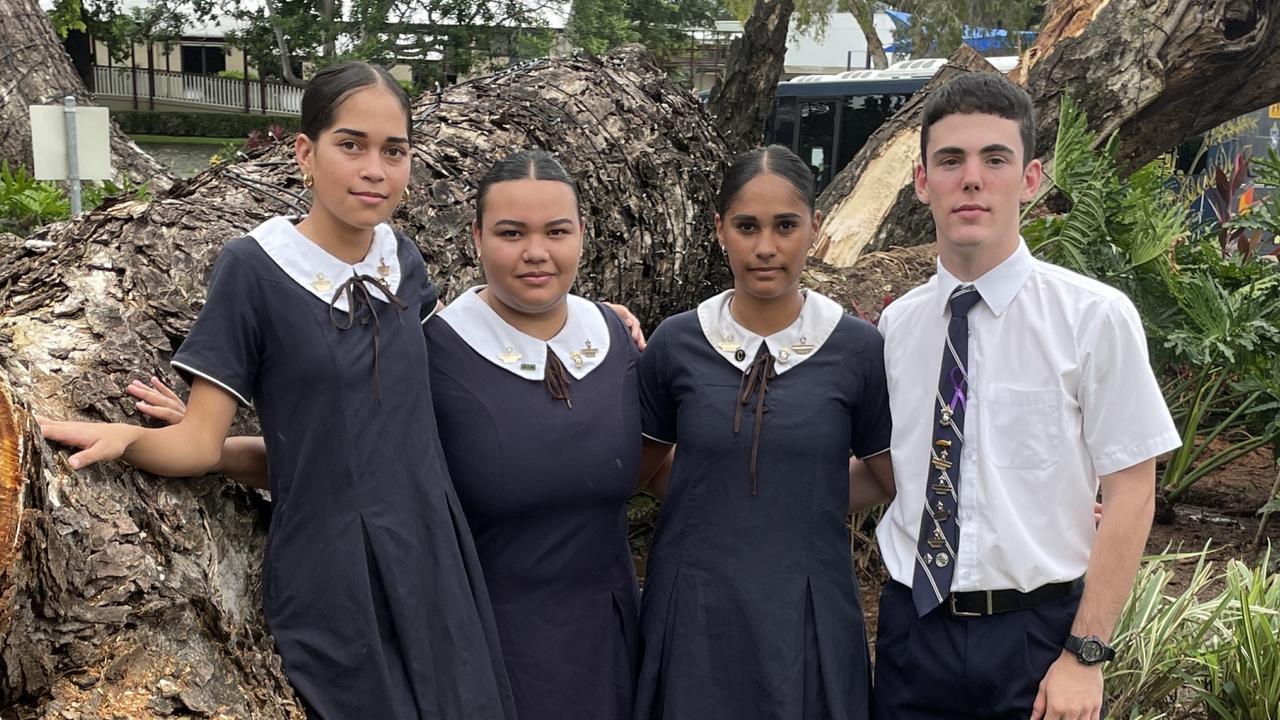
[882,10,1036,55]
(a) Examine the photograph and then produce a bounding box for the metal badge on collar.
[377,256,391,278]
[311,272,332,292]
[791,337,815,355]
[580,340,599,358]
[498,347,522,364]
[570,352,585,369]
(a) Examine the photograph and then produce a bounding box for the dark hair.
[920,73,1036,165]
[300,61,412,140]
[475,150,581,223]
[716,145,816,216]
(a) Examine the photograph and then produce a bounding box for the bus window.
[836,93,910,175]
[771,96,798,151]
[799,99,837,192]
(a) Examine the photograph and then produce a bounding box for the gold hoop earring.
[402,187,411,203]
[303,174,314,189]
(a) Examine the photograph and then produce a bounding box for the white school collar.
[249,216,402,312]
[696,289,844,375]
[438,286,611,381]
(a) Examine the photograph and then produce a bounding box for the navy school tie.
[911,284,982,616]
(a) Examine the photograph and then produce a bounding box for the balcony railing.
[93,66,303,115]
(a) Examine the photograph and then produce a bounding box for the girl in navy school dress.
[634,145,896,720]
[423,150,672,720]
[119,150,672,720]
[38,62,517,720]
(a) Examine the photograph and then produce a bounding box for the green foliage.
[1024,93,1280,510]
[1106,547,1280,718]
[114,110,299,139]
[0,163,150,234]
[569,0,637,54]
[48,0,87,37]
[567,0,717,58]
[0,163,70,234]
[1198,551,1280,719]
[216,69,260,80]
[1105,547,1232,715]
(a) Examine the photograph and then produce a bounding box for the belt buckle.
[948,591,992,617]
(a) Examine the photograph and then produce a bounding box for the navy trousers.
[872,580,1088,720]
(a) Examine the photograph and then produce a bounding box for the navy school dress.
[634,289,892,720]
[171,217,516,720]
[425,287,643,720]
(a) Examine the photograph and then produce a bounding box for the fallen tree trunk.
[814,0,1280,266]
[0,0,173,189]
[0,46,728,717]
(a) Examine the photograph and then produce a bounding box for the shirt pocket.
[984,385,1062,470]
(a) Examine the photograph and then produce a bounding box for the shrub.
[114,110,299,139]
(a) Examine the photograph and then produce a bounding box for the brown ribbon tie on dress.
[734,348,776,496]
[328,273,408,401]
[544,350,574,409]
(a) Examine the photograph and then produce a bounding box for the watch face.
[1080,640,1104,664]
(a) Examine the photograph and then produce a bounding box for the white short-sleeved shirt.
[876,240,1181,593]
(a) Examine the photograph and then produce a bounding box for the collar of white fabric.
[437,286,611,382]
[696,288,844,375]
[934,237,1033,317]
[249,215,402,312]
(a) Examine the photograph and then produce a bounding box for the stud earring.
[402,187,411,203]
[303,174,314,188]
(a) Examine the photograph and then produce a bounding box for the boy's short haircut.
[920,73,1036,165]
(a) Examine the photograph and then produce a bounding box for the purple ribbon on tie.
[949,366,968,411]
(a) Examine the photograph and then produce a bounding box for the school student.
[120,150,670,719]
[633,145,895,720]
[38,62,516,720]
[872,73,1180,720]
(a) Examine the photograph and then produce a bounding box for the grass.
[129,134,241,145]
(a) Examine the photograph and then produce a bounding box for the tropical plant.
[1103,545,1280,718]
[0,162,150,233]
[1105,546,1231,716]
[1024,94,1280,512]
[1197,550,1280,720]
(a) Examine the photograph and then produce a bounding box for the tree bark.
[1012,0,1280,175]
[261,0,305,88]
[0,0,173,189]
[815,0,1280,266]
[846,0,887,69]
[706,0,795,151]
[0,47,727,716]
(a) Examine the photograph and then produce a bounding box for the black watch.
[1064,634,1115,665]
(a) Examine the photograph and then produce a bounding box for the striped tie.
[912,284,982,616]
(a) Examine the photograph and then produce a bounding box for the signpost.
[29,97,112,217]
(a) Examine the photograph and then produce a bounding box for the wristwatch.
[1064,634,1115,665]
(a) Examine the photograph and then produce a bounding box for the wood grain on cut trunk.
[814,0,1280,266]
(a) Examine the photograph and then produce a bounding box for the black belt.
[946,578,1082,617]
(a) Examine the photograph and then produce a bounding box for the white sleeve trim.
[641,432,676,445]
[170,360,252,407]
[859,446,891,459]
[421,299,442,325]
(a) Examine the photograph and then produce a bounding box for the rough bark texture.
[815,0,1280,266]
[705,0,795,151]
[0,46,728,718]
[0,0,173,189]
[1012,0,1280,175]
